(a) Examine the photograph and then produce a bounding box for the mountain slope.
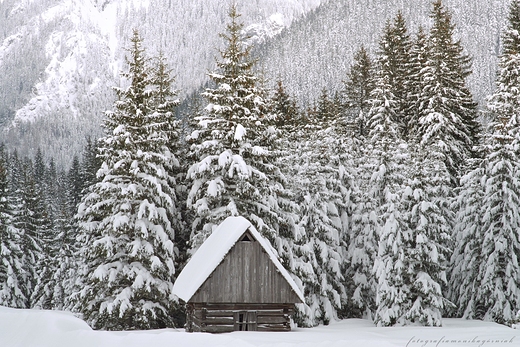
[0,0,510,166]
[0,0,322,165]
[257,0,507,107]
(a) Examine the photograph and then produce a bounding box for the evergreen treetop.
[343,45,375,137]
[503,0,520,55]
[488,0,520,134]
[414,0,479,183]
[188,4,286,246]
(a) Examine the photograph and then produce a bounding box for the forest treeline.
[1,0,519,330]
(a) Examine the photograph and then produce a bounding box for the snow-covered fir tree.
[450,1,520,324]
[31,153,60,310]
[81,136,102,191]
[9,154,45,308]
[448,156,485,318]
[0,147,26,308]
[270,79,299,130]
[45,165,77,311]
[265,79,324,327]
[406,26,429,138]
[415,0,480,184]
[186,5,295,248]
[342,46,375,138]
[386,11,413,136]
[472,123,520,325]
[149,52,186,265]
[315,89,337,125]
[347,191,378,319]
[450,118,520,325]
[360,30,412,324]
[488,0,520,137]
[398,142,453,326]
[291,100,358,324]
[268,79,303,191]
[55,156,85,311]
[398,22,457,324]
[74,30,181,330]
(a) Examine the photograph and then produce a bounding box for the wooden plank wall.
[190,238,301,304]
[186,303,293,333]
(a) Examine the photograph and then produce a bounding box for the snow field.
[1,306,519,347]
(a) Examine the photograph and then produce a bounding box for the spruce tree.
[347,53,399,321]
[347,196,378,318]
[295,140,345,324]
[32,154,59,310]
[450,119,520,325]
[269,78,302,183]
[388,11,413,134]
[0,147,26,308]
[293,95,362,324]
[372,13,413,136]
[407,27,429,137]
[48,168,76,310]
[82,136,102,192]
[150,52,185,251]
[451,2,520,324]
[448,157,485,318]
[75,30,180,330]
[488,0,520,137]
[399,142,453,326]
[271,79,299,130]
[68,156,84,212]
[342,46,375,137]
[186,5,295,248]
[9,155,44,308]
[416,0,480,183]
[58,157,84,311]
[358,25,411,324]
[316,88,337,126]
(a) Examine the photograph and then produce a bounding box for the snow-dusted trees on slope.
[74,30,182,330]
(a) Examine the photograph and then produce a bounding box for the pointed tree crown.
[504,0,520,55]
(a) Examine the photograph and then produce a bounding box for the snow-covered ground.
[1,306,519,347]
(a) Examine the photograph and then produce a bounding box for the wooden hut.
[172,216,304,333]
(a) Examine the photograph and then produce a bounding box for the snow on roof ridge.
[172,216,304,303]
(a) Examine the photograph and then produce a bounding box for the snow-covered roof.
[172,216,304,303]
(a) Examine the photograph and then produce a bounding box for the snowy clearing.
[0,306,519,347]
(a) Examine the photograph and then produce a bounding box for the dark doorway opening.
[234,311,257,331]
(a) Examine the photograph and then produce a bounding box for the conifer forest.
[1,0,520,331]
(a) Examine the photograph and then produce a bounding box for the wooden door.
[234,310,257,331]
